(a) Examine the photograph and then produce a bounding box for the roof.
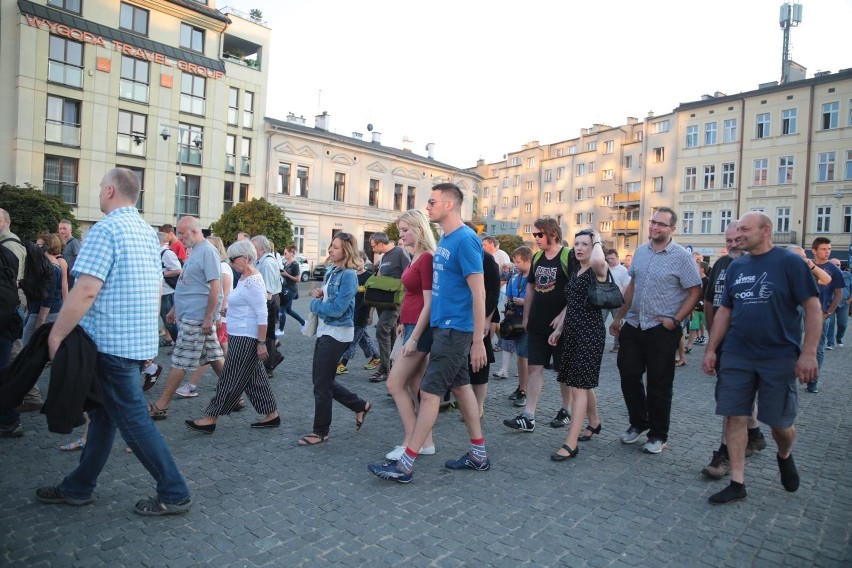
[167,0,230,24]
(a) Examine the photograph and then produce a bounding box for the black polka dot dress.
[557,266,605,389]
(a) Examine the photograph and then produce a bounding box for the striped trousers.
[205,335,277,416]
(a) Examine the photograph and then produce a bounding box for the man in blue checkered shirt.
[38,168,192,516]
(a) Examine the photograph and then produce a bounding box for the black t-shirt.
[282,261,300,293]
[706,255,735,309]
[354,269,374,327]
[526,248,569,336]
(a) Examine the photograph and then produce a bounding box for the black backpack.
[0,244,22,329]
[160,249,180,290]
[0,238,53,303]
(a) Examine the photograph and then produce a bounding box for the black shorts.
[468,333,495,385]
[527,330,561,367]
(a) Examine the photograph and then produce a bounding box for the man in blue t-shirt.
[369,183,488,483]
[702,212,820,505]
[809,237,844,393]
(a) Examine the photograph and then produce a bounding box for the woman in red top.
[384,209,437,461]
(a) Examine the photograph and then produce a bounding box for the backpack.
[531,246,575,278]
[363,274,404,308]
[160,249,180,290]
[0,238,53,303]
[0,244,22,330]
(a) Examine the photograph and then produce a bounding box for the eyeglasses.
[229,255,245,262]
[532,232,545,238]
[426,199,447,207]
[649,219,673,228]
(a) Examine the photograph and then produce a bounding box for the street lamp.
[159,123,202,218]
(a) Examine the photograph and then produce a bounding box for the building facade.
[0,0,270,230]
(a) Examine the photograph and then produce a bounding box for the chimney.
[371,131,382,144]
[626,116,638,125]
[402,136,412,152]
[425,142,435,159]
[647,111,655,118]
[286,113,306,125]
[315,111,329,131]
[352,132,363,139]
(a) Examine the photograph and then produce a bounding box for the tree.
[210,198,293,249]
[495,234,525,254]
[0,183,80,241]
[382,220,441,245]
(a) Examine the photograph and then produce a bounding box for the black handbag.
[587,269,624,310]
[499,301,526,340]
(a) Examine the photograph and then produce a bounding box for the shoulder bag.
[587,269,624,310]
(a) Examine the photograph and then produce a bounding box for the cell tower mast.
[779,1,803,84]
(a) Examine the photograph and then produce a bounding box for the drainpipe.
[734,98,745,219]
[800,82,816,248]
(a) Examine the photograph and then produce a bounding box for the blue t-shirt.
[721,246,818,359]
[814,261,844,312]
[431,225,483,332]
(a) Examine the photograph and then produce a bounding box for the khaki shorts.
[170,319,224,371]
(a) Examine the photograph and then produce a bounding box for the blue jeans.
[278,292,305,329]
[58,353,190,504]
[835,303,849,344]
[160,293,178,342]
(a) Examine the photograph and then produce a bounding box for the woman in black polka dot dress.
[548,229,609,461]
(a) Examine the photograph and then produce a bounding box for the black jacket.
[0,323,100,434]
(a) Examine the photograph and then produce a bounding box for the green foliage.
[0,182,79,241]
[495,234,525,255]
[209,198,293,250]
[382,219,441,245]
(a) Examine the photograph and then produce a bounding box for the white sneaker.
[385,446,405,460]
[176,383,198,398]
[275,328,285,337]
[492,369,509,379]
[419,445,436,455]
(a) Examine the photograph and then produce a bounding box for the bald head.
[176,216,204,247]
[104,168,141,203]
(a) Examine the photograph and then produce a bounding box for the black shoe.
[369,371,388,383]
[550,444,578,462]
[185,420,216,434]
[708,481,747,505]
[0,421,24,438]
[251,416,281,429]
[777,453,800,492]
[549,408,571,428]
[578,423,602,442]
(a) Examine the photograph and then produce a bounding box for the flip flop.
[297,433,328,446]
[355,402,371,432]
[59,438,86,451]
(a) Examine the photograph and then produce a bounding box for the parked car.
[312,264,328,281]
[294,254,311,282]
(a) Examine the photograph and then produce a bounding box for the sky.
[222,0,851,169]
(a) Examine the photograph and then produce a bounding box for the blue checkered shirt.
[72,207,161,359]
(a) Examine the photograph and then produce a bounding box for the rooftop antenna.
[779,1,803,84]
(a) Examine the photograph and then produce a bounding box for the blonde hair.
[207,236,227,262]
[335,233,360,270]
[397,209,436,253]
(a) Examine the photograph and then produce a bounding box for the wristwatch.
[670,316,682,327]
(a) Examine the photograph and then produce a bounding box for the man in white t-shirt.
[603,249,630,352]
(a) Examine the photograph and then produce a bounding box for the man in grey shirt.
[369,231,410,381]
[58,219,81,288]
[149,216,224,419]
[252,235,282,373]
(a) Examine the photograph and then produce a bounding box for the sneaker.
[746,431,767,455]
[444,452,491,471]
[368,461,412,483]
[513,390,527,407]
[364,357,381,371]
[175,383,198,398]
[275,328,285,337]
[701,451,731,479]
[825,344,834,350]
[492,369,509,379]
[35,486,95,506]
[777,453,800,492]
[642,438,666,454]
[549,408,571,428]
[806,382,819,394]
[502,414,535,432]
[508,387,522,401]
[621,426,649,444]
[837,342,845,348]
[133,496,192,516]
[708,482,747,505]
[142,364,163,392]
[369,371,387,383]
[336,363,348,375]
[385,445,435,460]
[0,422,24,438]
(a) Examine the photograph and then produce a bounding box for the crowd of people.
[1,168,850,513]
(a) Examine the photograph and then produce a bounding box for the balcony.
[613,192,641,206]
[240,156,251,175]
[47,61,82,88]
[612,220,640,233]
[773,231,798,244]
[178,145,202,166]
[45,121,80,147]
[221,28,263,71]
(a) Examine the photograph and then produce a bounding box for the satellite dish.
[367,123,373,132]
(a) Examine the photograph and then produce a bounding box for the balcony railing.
[48,61,82,88]
[774,231,798,244]
[612,220,641,232]
[45,121,81,147]
[178,145,202,166]
[240,156,251,175]
[225,154,235,173]
[613,192,641,205]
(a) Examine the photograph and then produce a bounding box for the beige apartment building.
[0,0,270,230]
[263,114,480,264]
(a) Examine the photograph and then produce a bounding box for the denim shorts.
[715,351,798,428]
[420,328,472,396]
[402,323,433,353]
[514,332,529,359]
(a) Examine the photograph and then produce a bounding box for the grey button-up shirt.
[256,253,282,295]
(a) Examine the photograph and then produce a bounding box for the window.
[574,213,582,224]
[393,183,403,210]
[239,184,249,206]
[821,102,839,130]
[223,181,234,212]
[277,163,290,194]
[544,192,551,204]
[556,167,565,180]
[602,169,613,180]
[719,210,732,232]
[651,120,670,133]
[48,35,83,88]
[703,165,716,190]
[553,148,563,158]
[604,140,614,154]
[589,161,596,173]
[839,205,852,233]
[652,147,664,163]
[778,156,794,185]
[599,221,611,232]
[483,187,489,198]
[683,167,697,191]
[296,166,309,198]
[556,191,563,202]
[700,211,713,234]
[407,186,416,210]
[686,125,698,148]
[781,108,797,135]
[369,179,379,207]
[293,227,304,253]
[576,188,583,201]
[228,88,238,125]
[333,172,346,202]
[240,138,251,174]
[116,110,146,156]
[568,145,577,154]
[587,187,595,198]
[527,157,536,168]
[817,152,836,182]
[525,181,534,191]
[502,177,509,188]
[756,113,770,138]
[178,123,202,165]
[523,224,532,234]
[513,175,520,187]
[180,74,206,115]
[721,163,736,189]
[524,203,533,213]
[544,169,552,182]
[180,23,204,52]
[753,158,768,186]
[119,3,148,35]
[47,0,81,13]
[682,211,694,234]
[586,213,594,224]
[177,175,200,216]
[243,91,254,128]
[501,196,508,208]
[624,155,633,168]
[626,181,640,193]
[586,141,597,152]
[600,195,613,207]
[489,206,496,217]
[512,196,519,207]
[510,157,521,166]
[121,165,145,211]
[44,156,78,204]
[846,150,852,180]
[704,122,717,145]
[815,206,831,233]
[723,119,737,143]
[119,55,149,103]
[653,177,663,192]
[576,164,585,176]
[776,207,791,233]
[225,135,236,173]
[45,95,81,147]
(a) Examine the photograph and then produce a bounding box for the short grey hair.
[370,231,390,245]
[251,235,272,254]
[228,239,257,262]
[157,231,169,244]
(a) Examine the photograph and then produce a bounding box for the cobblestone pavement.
[2,291,850,567]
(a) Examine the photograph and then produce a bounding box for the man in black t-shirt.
[368,232,410,382]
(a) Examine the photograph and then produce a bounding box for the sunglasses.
[426,199,447,207]
[532,232,545,238]
[336,232,353,242]
[229,255,245,262]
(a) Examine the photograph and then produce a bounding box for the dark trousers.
[311,335,368,437]
[160,293,178,343]
[617,323,681,442]
[263,294,281,371]
[374,306,399,375]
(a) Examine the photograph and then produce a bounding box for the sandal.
[297,433,328,446]
[550,444,579,462]
[675,359,687,367]
[148,402,168,420]
[355,402,371,432]
[59,437,86,451]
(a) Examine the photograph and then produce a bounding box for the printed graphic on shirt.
[534,265,558,294]
[731,272,772,303]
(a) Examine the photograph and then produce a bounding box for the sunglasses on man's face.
[532,232,544,238]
